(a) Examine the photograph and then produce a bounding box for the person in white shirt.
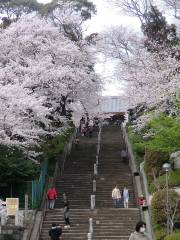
[123,187,129,208]
[112,185,121,208]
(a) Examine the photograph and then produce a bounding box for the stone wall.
[0,226,24,240]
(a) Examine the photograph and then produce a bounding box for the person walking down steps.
[112,185,121,208]
[63,202,70,229]
[121,148,128,163]
[49,223,62,240]
[47,186,57,209]
[74,137,80,149]
[63,193,70,229]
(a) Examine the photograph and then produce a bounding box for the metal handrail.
[88,123,102,239]
[29,129,76,240]
[60,129,76,177]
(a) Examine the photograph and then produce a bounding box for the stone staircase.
[39,125,140,240]
[92,125,140,239]
[95,125,136,208]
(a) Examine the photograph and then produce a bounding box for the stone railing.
[15,211,24,227]
[121,125,154,240]
[0,209,7,226]
[88,123,102,240]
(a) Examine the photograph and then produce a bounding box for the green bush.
[164,232,180,240]
[133,142,145,156]
[154,225,166,240]
[149,170,180,193]
[0,146,40,186]
[151,189,179,224]
[42,128,73,161]
[144,149,169,177]
[128,128,145,164]
[146,116,180,152]
[41,128,74,175]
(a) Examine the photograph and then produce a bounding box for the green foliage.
[149,170,180,193]
[0,127,73,186]
[154,225,166,240]
[164,232,180,240]
[128,127,145,164]
[0,0,42,16]
[0,0,95,21]
[146,116,180,152]
[151,189,179,224]
[42,128,73,160]
[144,149,169,177]
[0,145,40,186]
[41,128,74,175]
[128,115,180,170]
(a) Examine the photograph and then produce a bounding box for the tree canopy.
[0,16,101,150]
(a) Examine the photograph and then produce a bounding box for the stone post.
[94,163,97,175]
[93,179,96,192]
[91,195,95,210]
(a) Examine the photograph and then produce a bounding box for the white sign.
[6,198,19,216]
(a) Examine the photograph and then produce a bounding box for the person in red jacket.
[138,195,146,207]
[47,186,57,209]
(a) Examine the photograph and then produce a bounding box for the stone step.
[39,126,140,240]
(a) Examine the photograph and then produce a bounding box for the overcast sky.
[85,0,141,34]
[85,0,141,96]
[37,0,52,3]
[38,0,177,96]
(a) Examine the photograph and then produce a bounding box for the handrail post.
[91,195,95,210]
[87,218,93,239]
[94,163,98,175]
[96,155,98,165]
[93,179,96,192]
[89,218,93,234]
[87,232,92,240]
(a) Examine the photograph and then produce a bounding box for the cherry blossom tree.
[110,0,150,24]
[98,25,179,118]
[162,0,180,19]
[0,16,101,149]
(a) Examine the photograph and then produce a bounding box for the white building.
[99,96,129,114]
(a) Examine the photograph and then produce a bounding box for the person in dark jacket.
[63,198,70,229]
[129,221,149,240]
[49,223,62,240]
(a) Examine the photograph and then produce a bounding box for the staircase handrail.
[140,162,155,239]
[28,129,76,240]
[121,125,140,202]
[121,125,154,240]
[97,123,102,156]
[55,129,77,180]
[121,124,137,173]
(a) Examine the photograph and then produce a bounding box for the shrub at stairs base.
[154,226,166,240]
[151,189,179,225]
[164,232,180,240]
